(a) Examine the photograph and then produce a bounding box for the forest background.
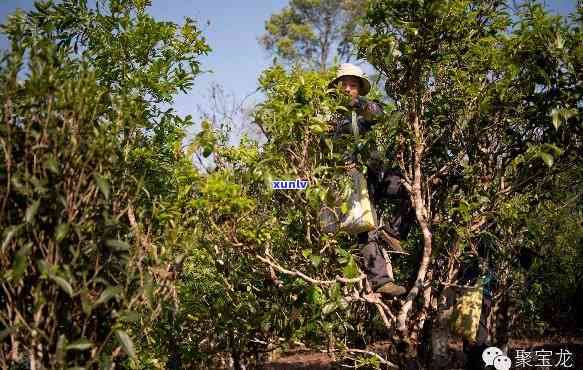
[0,0,582,369]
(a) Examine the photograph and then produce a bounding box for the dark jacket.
[331,97,384,166]
[332,97,384,140]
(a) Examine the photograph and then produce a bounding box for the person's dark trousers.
[357,230,390,289]
[357,164,415,289]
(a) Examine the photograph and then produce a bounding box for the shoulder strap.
[351,110,359,138]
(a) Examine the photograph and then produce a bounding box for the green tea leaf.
[550,108,561,130]
[340,201,349,214]
[337,297,349,310]
[263,171,274,191]
[67,338,93,351]
[117,310,140,323]
[309,124,324,134]
[95,286,122,306]
[93,173,110,200]
[322,302,337,315]
[45,156,59,174]
[11,243,33,281]
[324,138,333,153]
[55,223,69,241]
[144,273,154,306]
[2,225,23,250]
[341,258,359,279]
[105,239,129,252]
[540,152,554,168]
[202,144,213,157]
[55,334,67,364]
[0,326,16,340]
[25,200,41,223]
[36,259,49,276]
[310,254,322,268]
[115,330,136,358]
[306,286,323,305]
[50,275,74,297]
[80,290,93,315]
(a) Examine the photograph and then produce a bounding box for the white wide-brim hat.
[328,63,371,96]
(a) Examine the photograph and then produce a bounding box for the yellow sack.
[449,284,483,342]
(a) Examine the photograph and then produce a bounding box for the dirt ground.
[261,337,583,369]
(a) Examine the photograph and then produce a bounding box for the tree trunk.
[491,279,511,353]
[396,106,433,359]
[430,287,456,370]
[319,13,332,72]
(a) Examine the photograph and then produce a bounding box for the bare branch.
[326,348,399,368]
[257,255,365,286]
[128,205,154,256]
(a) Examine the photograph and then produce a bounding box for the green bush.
[0,1,209,368]
[0,41,167,369]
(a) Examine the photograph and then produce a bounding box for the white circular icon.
[493,355,512,370]
[482,346,504,366]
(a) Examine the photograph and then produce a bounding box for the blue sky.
[145,1,289,122]
[0,0,579,137]
[0,1,289,129]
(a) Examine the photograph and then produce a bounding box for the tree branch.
[257,255,365,286]
[326,348,399,368]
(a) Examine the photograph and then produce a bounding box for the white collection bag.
[319,111,377,234]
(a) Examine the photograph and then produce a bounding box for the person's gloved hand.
[349,96,367,109]
[337,116,353,135]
